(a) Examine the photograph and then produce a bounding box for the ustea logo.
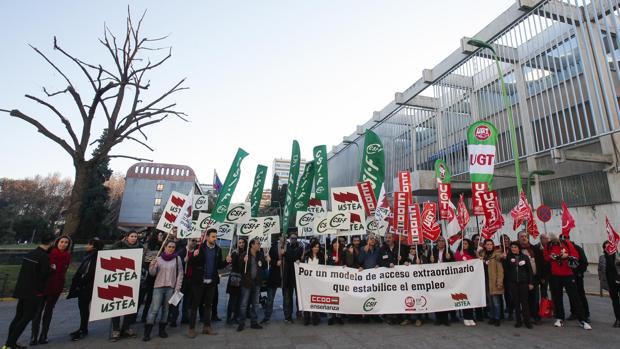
[363,297,377,312]
[474,125,491,141]
[451,293,471,307]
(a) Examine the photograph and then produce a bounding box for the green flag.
[282,140,301,233]
[434,159,452,184]
[312,145,329,200]
[293,161,315,212]
[211,148,249,222]
[250,164,267,217]
[467,120,498,185]
[359,129,385,198]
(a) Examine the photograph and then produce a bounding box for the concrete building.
[272,158,307,186]
[327,0,620,262]
[118,162,202,231]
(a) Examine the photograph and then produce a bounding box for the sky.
[0,0,514,200]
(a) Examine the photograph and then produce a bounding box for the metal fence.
[329,0,620,193]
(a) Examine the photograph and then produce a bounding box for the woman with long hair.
[456,238,477,326]
[602,241,620,327]
[505,241,533,329]
[327,238,344,326]
[479,239,504,326]
[31,235,72,345]
[303,239,324,326]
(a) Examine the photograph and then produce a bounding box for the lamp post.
[468,38,523,193]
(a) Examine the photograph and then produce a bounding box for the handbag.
[229,272,242,287]
[539,297,554,319]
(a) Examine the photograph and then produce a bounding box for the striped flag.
[213,170,223,193]
[606,217,620,255]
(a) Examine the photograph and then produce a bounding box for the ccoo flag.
[211,148,249,222]
[250,165,268,217]
[283,140,301,233]
[359,129,385,199]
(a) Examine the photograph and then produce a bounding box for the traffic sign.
[536,205,552,223]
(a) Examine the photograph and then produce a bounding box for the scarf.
[161,251,178,262]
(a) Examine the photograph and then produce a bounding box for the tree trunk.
[62,162,91,237]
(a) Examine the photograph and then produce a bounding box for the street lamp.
[468,38,523,194]
[526,169,555,204]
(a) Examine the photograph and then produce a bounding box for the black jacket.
[506,252,533,285]
[187,243,226,286]
[67,250,98,299]
[344,245,361,268]
[13,247,52,299]
[282,242,304,289]
[266,245,282,288]
[430,247,454,263]
[379,243,401,267]
[604,253,620,288]
[573,243,588,277]
[237,250,267,288]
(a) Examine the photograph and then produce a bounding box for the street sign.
[536,205,552,223]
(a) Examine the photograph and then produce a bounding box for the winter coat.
[237,250,267,289]
[266,245,282,288]
[43,247,71,296]
[226,249,243,295]
[282,242,304,289]
[149,255,184,292]
[506,252,533,285]
[430,247,455,263]
[67,250,98,300]
[544,240,578,277]
[13,247,52,299]
[479,248,504,295]
[604,252,620,290]
[327,249,344,266]
[572,243,588,277]
[344,245,361,268]
[379,243,401,267]
[358,245,380,269]
[187,243,225,286]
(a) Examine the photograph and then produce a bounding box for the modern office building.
[272,158,308,186]
[327,0,620,261]
[118,162,202,231]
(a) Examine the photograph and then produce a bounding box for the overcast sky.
[0,0,514,200]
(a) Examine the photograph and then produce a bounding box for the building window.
[154,198,162,206]
[540,172,611,208]
[156,183,164,191]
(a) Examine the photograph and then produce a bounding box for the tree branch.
[24,94,80,149]
[2,109,75,157]
[109,154,152,162]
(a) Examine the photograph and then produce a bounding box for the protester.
[282,231,304,324]
[344,235,361,269]
[143,240,184,341]
[327,238,344,325]
[455,238,477,326]
[110,231,143,341]
[544,234,591,330]
[506,241,533,329]
[186,228,225,338]
[168,234,187,328]
[602,241,620,327]
[237,238,268,331]
[518,231,544,324]
[68,237,104,341]
[225,237,246,325]
[401,244,428,327]
[479,238,503,326]
[181,238,199,325]
[537,233,551,299]
[379,232,402,325]
[30,236,72,345]
[431,236,455,326]
[568,240,590,323]
[500,234,513,321]
[4,233,54,349]
[302,240,325,326]
[262,236,283,324]
[359,233,380,270]
[139,231,164,323]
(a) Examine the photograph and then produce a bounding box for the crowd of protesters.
[3,225,620,349]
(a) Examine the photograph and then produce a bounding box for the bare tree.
[0,10,188,236]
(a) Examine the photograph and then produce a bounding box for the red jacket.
[43,248,71,295]
[544,240,577,277]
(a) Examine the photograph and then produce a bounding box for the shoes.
[260,318,270,324]
[580,322,592,330]
[328,318,335,326]
[414,319,423,327]
[29,337,37,346]
[464,320,476,326]
[515,322,522,328]
[554,319,564,328]
[70,329,87,341]
[400,319,411,326]
[121,329,137,338]
[142,324,153,342]
[525,323,533,329]
[159,323,168,338]
[187,329,197,338]
[613,320,620,328]
[304,318,310,326]
[110,330,121,342]
[212,316,222,322]
[336,317,345,325]
[202,326,217,335]
[284,318,294,324]
[250,323,263,329]
[236,323,245,332]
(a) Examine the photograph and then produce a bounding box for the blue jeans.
[264,288,278,320]
[488,295,503,320]
[238,285,260,325]
[147,287,174,325]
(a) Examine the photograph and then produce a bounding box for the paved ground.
[1,273,619,349]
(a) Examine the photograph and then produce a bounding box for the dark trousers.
[528,282,540,320]
[509,282,531,324]
[572,275,590,318]
[609,282,620,321]
[226,289,241,322]
[463,308,474,320]
[5,297,42,347]
[31,294,60,340]
[77,294,91,332]
[189,282,216,330]
[435,312,449,324]
[503,289,513,316]
[550,275,585,321]
[139,280,155,321]
[212,286,219,319]
[283,287,298,320]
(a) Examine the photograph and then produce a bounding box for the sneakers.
[250,323,263,329]
[414,319,423,327]
[581,322,592,330]
[121,329,137,338]
[464,320,476,326]
[400,319,411,326]
[554,319,564,328]
[110,330,121,342]
[187,329,197,339]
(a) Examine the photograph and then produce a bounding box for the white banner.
[295,259,486,314]
[224,202,250,224]
[90,249,143,321]
[156,191,187,233]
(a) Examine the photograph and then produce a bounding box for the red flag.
[446,201,461,247]
[606,217,620,254]
[456,194,470,232]
[437,183,452,220]
[510,192,530,230]
[471,182,488,216]
[561,201,575,239]
[393,192,408,234]
[357,181,377,216]
[526,208,540,239]
[421,202,441,242]
[408,203,422,245]
[480,190,504,240]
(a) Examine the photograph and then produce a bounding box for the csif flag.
[561,201,575,239]
[359,129,385,199]
[313,145,329,200]
[211,148,249,222]
[293,161,315,212]
[468,121,498,216]
[282,140,301,233]
[250,165,268,217]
